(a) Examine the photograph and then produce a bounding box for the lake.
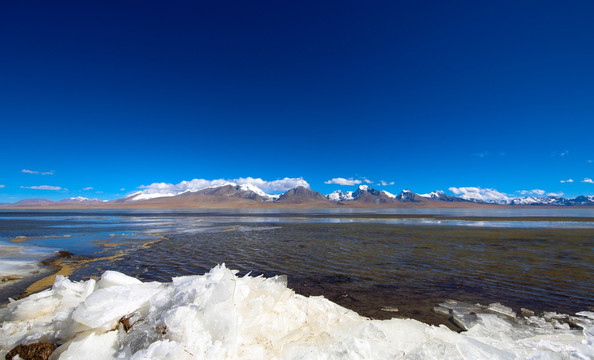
[1,208,593,327]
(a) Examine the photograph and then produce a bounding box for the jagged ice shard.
[1,265,593,359]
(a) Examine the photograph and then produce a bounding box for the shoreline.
[1,265,592,359]
[1,211,592,358]
[3,244,592,333]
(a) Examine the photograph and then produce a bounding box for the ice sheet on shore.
[0,241,56,286]
[1,265,592,360]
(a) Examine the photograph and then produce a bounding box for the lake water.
[1,209,593,327]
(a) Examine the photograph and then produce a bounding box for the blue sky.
[1,1,593,202]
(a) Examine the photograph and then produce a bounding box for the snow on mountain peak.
[382,190,396,198]
[126,190,177,201]
[238,183,275,199]
[126,178,305,201]
[326,190,355,202]
[420,191,445,199]
[124,182,277,202]
[124,191,143,199]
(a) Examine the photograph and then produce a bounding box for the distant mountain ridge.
[326,186,434,205]
[59,197,105,204]
[420,191,471,202]
[509,195,594,206]
[276,186,329,204]
[2,184,593,208]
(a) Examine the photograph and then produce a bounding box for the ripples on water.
[121,223,593,324]
[0,210,593,325]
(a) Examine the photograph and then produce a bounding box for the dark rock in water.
[57,251,74,259]
[6,343,57,360]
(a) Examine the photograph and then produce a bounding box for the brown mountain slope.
[275,186,334,205]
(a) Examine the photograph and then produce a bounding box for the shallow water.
[0,209,592,326]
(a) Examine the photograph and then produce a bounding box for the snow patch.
[420,191,445,199]
[326,190,355,202]
[238,183,276,200]
[382,190,396,198]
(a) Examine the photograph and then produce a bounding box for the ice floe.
[1,265,592,359]
[0,241,55,287]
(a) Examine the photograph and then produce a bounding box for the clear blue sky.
[1,0,593,202]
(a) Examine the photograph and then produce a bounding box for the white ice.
[1,265,592,359]
[0,241,55,287]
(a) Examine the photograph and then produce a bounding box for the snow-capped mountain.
[382,190,396,198]
[121,191,174,202]
[510,195,594,206]
[325,186,425,203]
[353,185,384,198]
[59,197,105,203]
[121,183,277,202]
[3,183,593,208]
[191,184,277,201]
[235,184,280,200]
[395,189,420,201]
[510,197,562,205]
[568,195,594,205]
[326,185,398,202]
[326,190,355,202]
[420,190,470,202]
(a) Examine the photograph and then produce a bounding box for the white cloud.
[560,150,569,157]
[560,179,574,183]
[547,192,564,197]
[22,169,53,175]
[583,178,594,184]
[378,180,395,186]
[120,188,126,191]
[518,189,545,196]
[138,177,309,197]
[0,184,5,188]
[83,187,94,191]
[21,185,62,191]
[324,177,362,186]
[363,179,373,184]
[448,186,510,202]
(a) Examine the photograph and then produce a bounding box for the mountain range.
[2,185,593,209]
